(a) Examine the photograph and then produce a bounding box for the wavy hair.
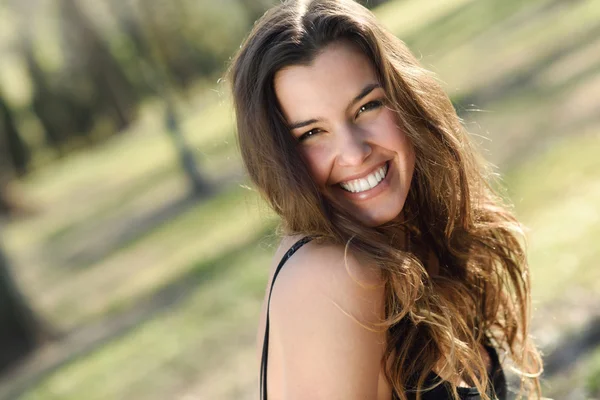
[228,0,543,398]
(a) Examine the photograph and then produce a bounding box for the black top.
[260,237,507,400]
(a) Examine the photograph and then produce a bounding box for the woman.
[228,0,543,398]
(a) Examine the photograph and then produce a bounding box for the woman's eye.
[356,100,383,117]
[298,128,321,142]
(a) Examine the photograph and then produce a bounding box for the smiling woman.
[275,41,415,227]
[228,0,543,399]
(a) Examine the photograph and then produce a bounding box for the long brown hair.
[228,0,543,398]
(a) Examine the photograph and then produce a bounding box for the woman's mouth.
[339,162,389,193]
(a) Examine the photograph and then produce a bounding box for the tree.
[0,234,41,373]
[59,0,138,131]
[0,108,47,372]
[0,96,27,215]
[0,96,30,177]
[21,38,71,155]
[14,0,96,155]
[135,3,214,197]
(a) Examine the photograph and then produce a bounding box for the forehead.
[274,41,378,121]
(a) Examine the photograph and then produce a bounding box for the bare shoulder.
[272,236,386,322]
[269,236,387,398]
[275,235,386,290]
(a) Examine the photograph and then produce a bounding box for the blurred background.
[0,0,598,398]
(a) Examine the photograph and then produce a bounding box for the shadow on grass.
[44,161,179,244]
[402,0,565,59]
[41,168,246,275]
[453,22,600,111]
[544,317,600,378]
[45,138,237,246]
[501,108,600,170]
[0,222,278,400]
[56,191,199,269]
[449,21,600,168]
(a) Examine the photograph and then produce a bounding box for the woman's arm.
[270,242,389,400]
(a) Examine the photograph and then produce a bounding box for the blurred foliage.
[0,0,276,214]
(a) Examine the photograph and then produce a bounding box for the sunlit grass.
[37,184,277,329]
[5,88,238,250]
[20,237,276,400]
[404,0,600,98]
[375,0,475,40]
[3,81,251,331]
[504,132,600,303]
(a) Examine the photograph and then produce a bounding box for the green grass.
[4,87,239,279]
[390,0,600,100]
[20,237,276,400]
[586,347,600,398]
[505,132,600,303]
[375,0,476,40]
[35,184,277,329]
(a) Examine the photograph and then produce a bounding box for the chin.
[358,208,403,227]
[327,191,408,227]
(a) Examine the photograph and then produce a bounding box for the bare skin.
[256,235,393,399]
[257,236,493,399]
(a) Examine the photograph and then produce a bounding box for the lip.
[335,161,389,185]
[334,160,393,201]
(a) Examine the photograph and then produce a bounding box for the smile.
[339,162,388,193]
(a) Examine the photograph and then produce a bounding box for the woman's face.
[274,41,415,227]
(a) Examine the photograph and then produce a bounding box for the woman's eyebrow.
[288,82,382,130]
[289,118,320,130]
[347,82,381,112]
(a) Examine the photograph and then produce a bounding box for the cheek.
[371,113,411,153]
[397,135,416,180]
[299,144,333,189]
[397,130,415,161]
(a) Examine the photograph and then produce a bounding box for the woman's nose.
[335,125,372,167]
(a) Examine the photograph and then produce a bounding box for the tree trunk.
[0,224,40,373]
[164,103,212,197]
[0,92,41,370]
[105,0,153,96]
[60,0,138,132]
[21,30,70,155]
[0,96,18,215]
[0,97,30,177]
[136,3,213,197]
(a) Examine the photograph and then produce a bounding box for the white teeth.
[359,179,370,192]
[339,163,388,193]
[367,175,378,187]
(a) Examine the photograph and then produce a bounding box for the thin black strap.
[260,236,313,400]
